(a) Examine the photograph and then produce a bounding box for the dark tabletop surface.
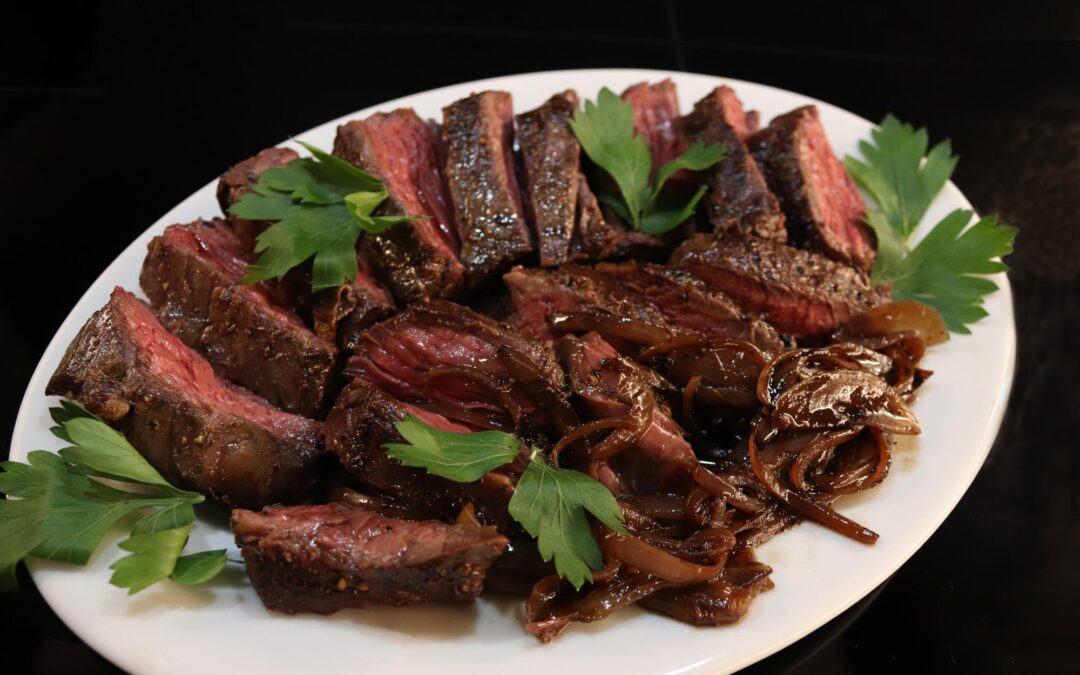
[2,2,1077,673]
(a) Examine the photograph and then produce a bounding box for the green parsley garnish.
[385,416,628,590]
[570,88,725,235]
[0,401,226,594]
[230,141,416,291]
[846,116,1017,334]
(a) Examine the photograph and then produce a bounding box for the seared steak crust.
[232,503,507,614]
[334,110,465,303]
[140,219,337,417]
[594,261,784,350]
[443,91,533,281]
[670,234,882,338]
[324,378,517,525]
[747,106,874,270]
[46,288,323,508]
[682,88,786,241]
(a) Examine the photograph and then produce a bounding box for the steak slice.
[232,503,507,614]
[748,106,874,271]
[708,85,759,142]
[140,219,337,417]
[345,301,569,433]
[682,88,786,241]
[503,264,672,346]
[276,252,395,351]
[334,109,465,303]
[216,146,299,252]
[670,234,883,338]
[324,378,518,525]
[594,261,784,351]
[557,332,695,472]
[46,288,322,508]
[443,91,533,281]
[516,91,619,267]
[570,171,619,261]
[621,79,685,172]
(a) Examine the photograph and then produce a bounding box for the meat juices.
[443,91,533,282]
[334,109,465,303]
[47,288,323,508]
[748,105,874,271]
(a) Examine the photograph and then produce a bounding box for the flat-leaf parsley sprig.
[570,88,726,235]
[0,401,226,594]
[845,116,1017,334]
[230,141,417,291]
[385,416,628,589]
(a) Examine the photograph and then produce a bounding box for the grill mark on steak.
[747,105,874,271]
[232,503,507,614]
[324,378,518,525]
[216,147,299,253]
[681,88,786,242]
[443,91,533,281]
[594,261,785,351]
[334,110,465,303]
[46,288,322,508]
[140,219,337,417]
[670,234,883,338]
[345,301,568,433]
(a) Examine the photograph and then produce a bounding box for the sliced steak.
[503,264,672,346]
[621,79,685,172]
[747,105,874,271]
[443,91,533,281]
[276,252,395,350]
[140,219,337,417]
[324,377,518,525]
[345,301,570,433]
[682,88,786,242]
[709,85,759,142]
[46,288,322,508]
[594,261,784,350]
[232,503,507,614]
[216,146,299,252]
[516,91,579,267]
[334,109,465,303]
[516,91,619,267]
[670,234,883,338]
[570,171,619,261]
[557,332,695,472]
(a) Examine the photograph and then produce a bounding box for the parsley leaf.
[845,115,958,238]
[229,141,415,291]
[384,416,520,482]
[508,453,628,590]
[0,404,227,593]
[845,116,1017,334]
[571,88,724,233]
[382,418,628,589]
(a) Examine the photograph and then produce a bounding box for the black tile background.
[1,2,1077,673]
